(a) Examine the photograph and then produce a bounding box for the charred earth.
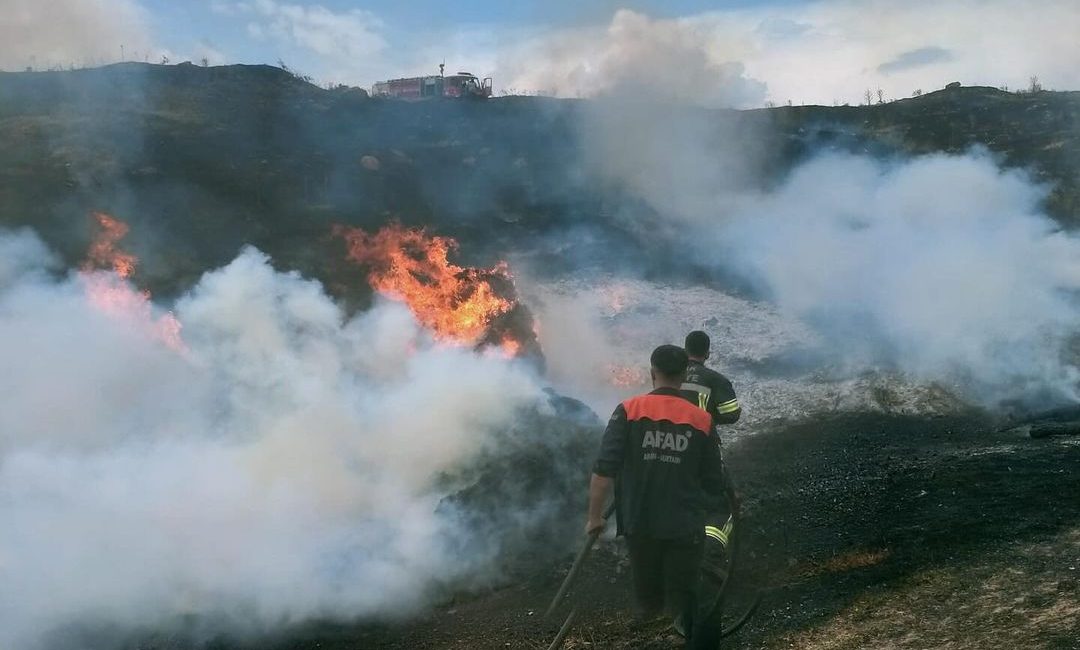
[96,412,1080,650]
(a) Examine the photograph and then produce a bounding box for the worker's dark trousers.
[626,532,705,647]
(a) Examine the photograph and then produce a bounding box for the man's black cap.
[651,344,689,377]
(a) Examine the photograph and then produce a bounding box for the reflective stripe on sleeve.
[716,398,740,414]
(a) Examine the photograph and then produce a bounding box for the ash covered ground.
[523,277,967,428]
[2,63,1080,650]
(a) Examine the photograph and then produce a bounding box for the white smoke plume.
[585,92,1080,408]
[715,151,1080,405]
[495,2,1080,106]
[0,234,550,648]
[579,97,764,234]
[0,227,58,287]
[498,9,767,108]
[520,285,627,414]
[0,0,155,70]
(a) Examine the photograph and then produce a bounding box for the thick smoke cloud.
[521,287,627,413]
[493,1,1080,106]
[0,233,552,648]
[559,12,1080,409]
[0,227,57,287]
[499,9,767,108]
[0,0,154,70]
[714,152,1080,405]
[585,93,1080,407]
[580,98,764,236]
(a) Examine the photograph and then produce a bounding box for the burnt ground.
[236,412,1080,650]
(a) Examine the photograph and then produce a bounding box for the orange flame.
[336,224,522,351]
[498,335,522,358]
[84,212,138,278]
[81,212,185,352]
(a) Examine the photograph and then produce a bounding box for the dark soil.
[217,412,1080,649]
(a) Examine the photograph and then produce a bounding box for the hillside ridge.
[1,63,1078,297]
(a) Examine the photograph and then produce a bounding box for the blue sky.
[148,0,797,32]
[143,0,801,77]
[4,0,1080,106]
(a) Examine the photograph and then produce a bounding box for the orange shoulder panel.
[622,394,712,434]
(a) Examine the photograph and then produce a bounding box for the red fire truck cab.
[371,71,492,100]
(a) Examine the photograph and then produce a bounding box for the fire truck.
[371,66,492,100]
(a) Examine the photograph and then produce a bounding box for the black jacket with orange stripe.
[593,387,725,539]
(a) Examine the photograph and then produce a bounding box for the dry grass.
[793,549,892,580]
[783,528,1080,650]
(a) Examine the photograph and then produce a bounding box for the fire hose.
[543,491,760,649]
[697,507,763,640]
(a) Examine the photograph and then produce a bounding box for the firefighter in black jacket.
[680,328,741,518]
[681,331,741,428]
[587,345,724,649]
[680,330,742,646]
